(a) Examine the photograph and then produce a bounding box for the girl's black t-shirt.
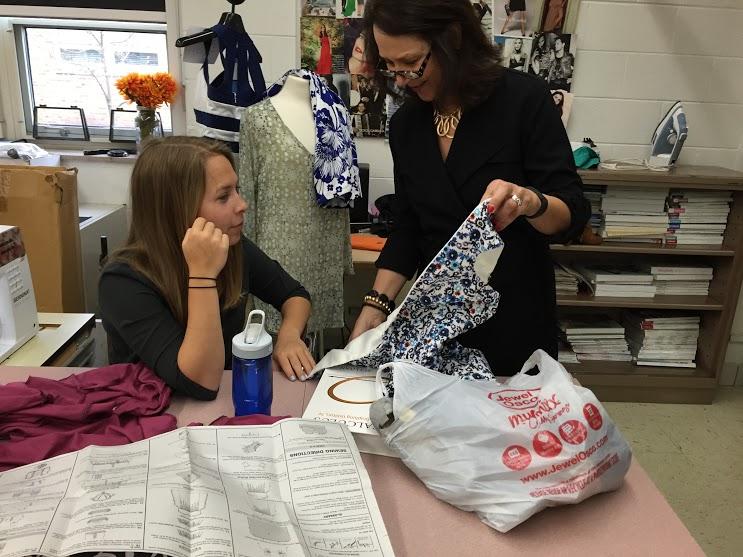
[99,237,310,400]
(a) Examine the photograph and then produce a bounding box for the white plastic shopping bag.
[371,350,632,532]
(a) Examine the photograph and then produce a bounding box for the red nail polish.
[486,204,495,214]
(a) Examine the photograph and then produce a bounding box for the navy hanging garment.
[193,23,266,152]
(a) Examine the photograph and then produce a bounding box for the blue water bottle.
[232,310,273,416]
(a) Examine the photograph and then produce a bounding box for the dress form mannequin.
[269,75,316,153]
[240,72,353,336]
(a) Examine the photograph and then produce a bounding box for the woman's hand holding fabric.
[182,217,229,278]
[480,179,540,232]
[349,305,387,341]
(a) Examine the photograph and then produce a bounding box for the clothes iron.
[648,101,687,168]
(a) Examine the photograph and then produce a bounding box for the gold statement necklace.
[433,107,461,139]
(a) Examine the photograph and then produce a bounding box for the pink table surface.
[1,366,704,557]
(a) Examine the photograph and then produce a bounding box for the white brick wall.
[570,0,743,171]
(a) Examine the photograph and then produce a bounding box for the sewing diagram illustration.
[25,462,50,480]
[299,423,327,435]
[243,441,264,454]
[171,488,208,514]
[253,546,287,557]
[241,478,284,501]
[233,492,293,544]
[176,469,201,484]
[176,528,202,541]
[309,536,374,550]
[244,480,269,497]
[252,500,280,518]
[92,491,114,502]
[246,516,291,544]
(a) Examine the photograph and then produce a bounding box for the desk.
[0,367,704,557]
[3,313,95,367]
[352,248,380,265]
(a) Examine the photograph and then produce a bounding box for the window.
[114,51,159,65]
[14,20,172,139]
[60,48,103,64]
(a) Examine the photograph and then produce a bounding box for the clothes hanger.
[175,0,246,48]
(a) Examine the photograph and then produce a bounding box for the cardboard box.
[0,165,84,312]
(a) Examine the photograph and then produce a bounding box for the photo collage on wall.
[301,0,387,138]
[300,0,577,135]
[491,0,577,126]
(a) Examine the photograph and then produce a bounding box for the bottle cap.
[232,310,273,359]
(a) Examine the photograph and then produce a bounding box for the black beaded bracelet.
[363,290,396,316]
[189,276,217,280]
[363,300,391,316]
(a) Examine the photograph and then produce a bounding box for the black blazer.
[377,69,590,375]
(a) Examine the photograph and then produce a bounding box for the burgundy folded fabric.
[0,363,176,471]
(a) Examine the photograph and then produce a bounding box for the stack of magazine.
[554,263,580,296]
[650,265,713,296]
[599,187,669,244]
[665,190,731,246]
[584,186,604,235]
[574,264,656,298]
[557,339,580,364]
[559,315,631,363]
[623,311,700,368]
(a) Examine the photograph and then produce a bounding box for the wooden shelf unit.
[551,243,735,257]
[557,165,743,403]
[557,293,724,311]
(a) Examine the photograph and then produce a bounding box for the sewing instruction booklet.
[0,420,394,557]
[302,368,397,458]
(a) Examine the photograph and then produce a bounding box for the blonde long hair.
[110,136,243,325]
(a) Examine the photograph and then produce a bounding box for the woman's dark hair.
[363,0,503,110]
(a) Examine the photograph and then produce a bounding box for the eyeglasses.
[377,51,431,80]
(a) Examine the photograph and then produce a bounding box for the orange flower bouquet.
[115,72,177,147]
[116,72,177,108]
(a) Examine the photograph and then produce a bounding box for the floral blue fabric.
[351,201,503,388]
[267,69,361,208]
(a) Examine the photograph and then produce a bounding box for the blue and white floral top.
[267,69,361,208]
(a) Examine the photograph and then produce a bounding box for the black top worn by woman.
[100,237,310,400]
[376,69,590,375]
[509,0,526,12]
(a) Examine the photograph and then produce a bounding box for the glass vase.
[135,105,162,151]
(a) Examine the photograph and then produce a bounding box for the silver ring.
[511,194,523,207]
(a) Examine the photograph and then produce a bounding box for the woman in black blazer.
[350,0,590,375]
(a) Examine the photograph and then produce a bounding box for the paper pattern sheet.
[0,420,394,557]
